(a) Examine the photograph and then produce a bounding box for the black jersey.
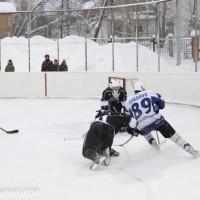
[100,87,127,114]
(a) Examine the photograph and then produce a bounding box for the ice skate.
[90,154,106,170]
[184,144,199,158]
[110,148,120,157]
[103,148,111,166]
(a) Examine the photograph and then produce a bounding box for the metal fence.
[136,37,194,60]
[94,36,197,60]
[0,0,199,72]
[0,36,199,72]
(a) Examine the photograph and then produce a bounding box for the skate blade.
[104,157,111,166]
[90,156,106,171]
[191,150,199,158]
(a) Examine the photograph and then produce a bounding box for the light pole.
[28,0,31,72]
[194,0,198,72]
[176,0,181,66]
[111,0,114,71]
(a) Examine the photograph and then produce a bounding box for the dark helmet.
[45,54,49,58]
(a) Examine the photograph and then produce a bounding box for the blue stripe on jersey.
[139,116,165,135]
[151,96,165,109]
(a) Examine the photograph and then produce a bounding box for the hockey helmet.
[110,79,120,91]
[134,81,145,92]
[110,79,121,98]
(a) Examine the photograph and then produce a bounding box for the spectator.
[5,59,15,72]
[41,54,53,71]
[59,59,68,71]
[51,59,59,71]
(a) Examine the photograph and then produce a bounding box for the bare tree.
[93,0,108,40]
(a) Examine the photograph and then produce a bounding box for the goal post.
[108,76,138,96]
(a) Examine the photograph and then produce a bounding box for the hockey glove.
[154,104,160,114]
[95,109,105,118]
[108,97,119,104]
[126,127,140,137]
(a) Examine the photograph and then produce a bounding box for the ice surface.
[0,98,199,200]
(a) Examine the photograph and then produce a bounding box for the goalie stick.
[0,127,19,134]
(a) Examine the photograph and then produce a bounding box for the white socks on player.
[144,133,160,152]
[170,132,199,158]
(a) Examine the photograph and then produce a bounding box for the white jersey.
[125,90,165,135]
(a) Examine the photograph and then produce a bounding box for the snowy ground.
[1,36,199,72]
[0,98,199,200]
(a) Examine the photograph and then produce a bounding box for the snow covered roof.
[0,2,16,13]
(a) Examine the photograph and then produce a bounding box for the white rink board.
[0,72,199,106]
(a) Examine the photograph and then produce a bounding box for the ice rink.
[0,98,199,200]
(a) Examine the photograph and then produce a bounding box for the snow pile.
[0,2,16,12]
[1,35,199,72]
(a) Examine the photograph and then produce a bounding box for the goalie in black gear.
[82,115,137,170]
[100,79,127,115]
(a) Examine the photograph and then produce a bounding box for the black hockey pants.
[82,122,114,161]
[156,120,176,138]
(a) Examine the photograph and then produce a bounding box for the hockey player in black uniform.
[82,114,137,170]
[100,79,127,115]
[94,79,128,157]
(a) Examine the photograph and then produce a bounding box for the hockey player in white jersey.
[125,81,199,158]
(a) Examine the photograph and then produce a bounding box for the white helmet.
[110,79,120,90]
[110,79,120,98]
[134,81,145,92]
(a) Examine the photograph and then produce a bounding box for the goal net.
[108,76,138,97]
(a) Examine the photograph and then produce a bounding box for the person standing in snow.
[5,59,15,72]
[51,59,59,71]
[41,54,53,71]
[59,59,68,71]
[82,112,137,170]
[125,81,199,158]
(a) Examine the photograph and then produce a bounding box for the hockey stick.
[64,136,85,141]
[0,127,19,134]
[115,135,134,146]
[155,130,167,145]
[64,132,87,141]
[156,131,161,145]
[116,130,167,147]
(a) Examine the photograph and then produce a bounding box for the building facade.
[0,2,16,38]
